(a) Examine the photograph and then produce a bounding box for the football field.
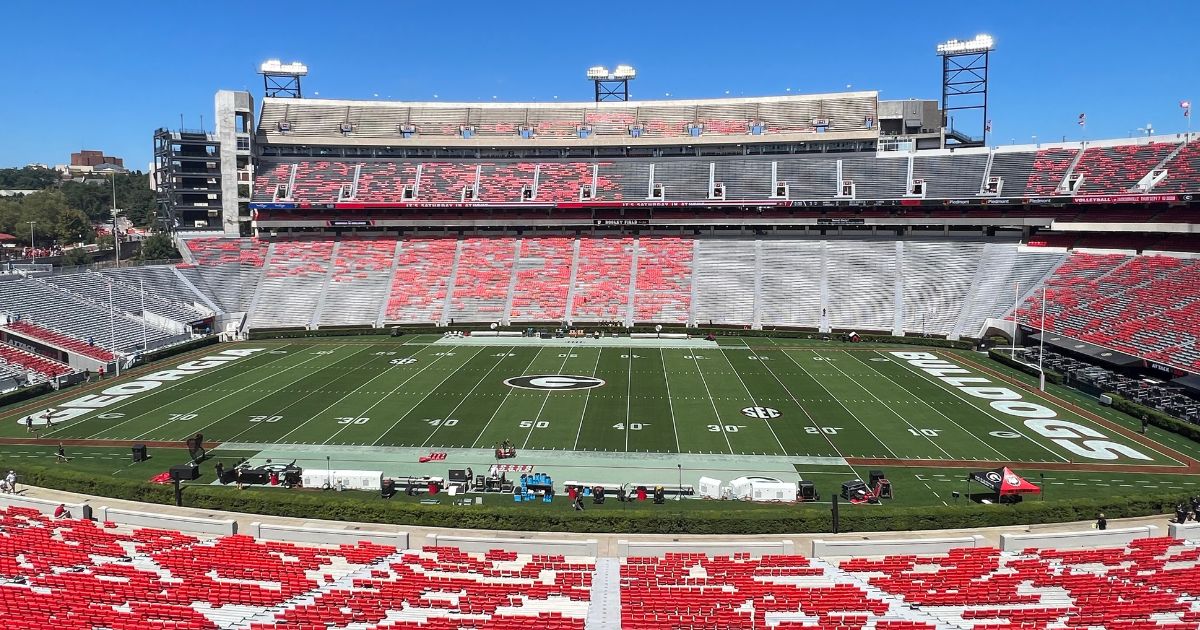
[2,337,1185,472]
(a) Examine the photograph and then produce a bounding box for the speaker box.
[798,480,816,501]
[169,464,199,481]
[869,470,886,486]
[131,443,147,463]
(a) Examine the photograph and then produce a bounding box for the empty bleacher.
[246,240,334,329]
[447,237,517,322]
[632,237,692,324]
[901,242,981,335]
[692,239,756,326]
[571,237,634,323]
[509,236,573,322]
[826,240,896,331]
[384,238,458,324]
[1073,142,1180,194]
[0,342,72,379]
[1017,251,1200,372]
[759,240,822,328]
[318,239,398,327]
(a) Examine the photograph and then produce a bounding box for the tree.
[56,208,94,245]
[137,232,179,262]
[60,247,91,267]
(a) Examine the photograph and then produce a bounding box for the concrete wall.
[1168,522,1200,541]
[618,539,795,558]
[811,535,985,559]
[99,506,236,536]
[999,525,1157,552]
[250,522,408,548]
[0,493,89,519]
[426,533,597,556]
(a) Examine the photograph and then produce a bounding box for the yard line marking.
[514,348,567,449]
[472,346,546,448]
[775,348,897,460]
[716,348,788,455]
[110,343,329,441]
[625,349,633,452]
[850,351,1007,460]
[364,345,489,447]
[660,348,681,453]
[571,348,605,451]
[304,344,449,445]
[812,350,953,459]
[207,344,380,444]
[881,350,1071,464]
[420,347,520,448]
[50,343,301,439]
[688,351,735,455]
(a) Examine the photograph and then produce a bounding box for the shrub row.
[9,461,1181,534]
[1106,393,1200,442]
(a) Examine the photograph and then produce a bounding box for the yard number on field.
[519,420,550,428]
[613,423,649,430]
[805,426,842,435]
[708,424,746,433]
[908,428,942,437]
[167,414,197,422]
[249,415,282,423]
[336,416,369,425]
[425,418,458,427]
[390,357,418,365]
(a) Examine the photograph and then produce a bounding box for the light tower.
[258,60,308,98]
[587,65,636,102]
[936,34,994,148]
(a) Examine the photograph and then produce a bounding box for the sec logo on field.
[741,407,781,419]
[504,375,606,391]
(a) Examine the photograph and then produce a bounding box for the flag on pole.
[985,119,993,133]
[1183,101,1192,117]
[1078,113,1087,126]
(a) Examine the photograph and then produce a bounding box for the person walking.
[4,471,15,494]
[55,443,69,463]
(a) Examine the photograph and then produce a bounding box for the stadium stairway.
[587,557,623,629]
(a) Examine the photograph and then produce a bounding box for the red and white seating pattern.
[0,342,72,378]
[1156,139,1200,193]
[354,163,419,202]
[3,320,115,362]
[0,506,395,630]
[509,237,573,321]
[620,553,911,630]
[1017,251,1200,371]
[1025,148,1079,195]
[841,538,1200,629]
[633,237,692,324]
[385,238,458,323]
[183,238,270,267]
[290,161,353,202]
[1074,143,1179,194]
[571,237,634,322]
[448,238,516,321]
[263,240,334,280]
[251,546,592,630]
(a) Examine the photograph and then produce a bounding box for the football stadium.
[2,16,1200,628]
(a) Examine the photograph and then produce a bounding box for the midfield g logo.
[504,375,606,391]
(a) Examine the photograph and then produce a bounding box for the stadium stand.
[1026,147,1079,195]
[632,237,693,324]
[571,237,635,323]
[509,236,574,322]
[181,237,269,267]
[246,240,335,329]
[0,342,71,379]
[317,239,398,327]
[1017,251,1200,372]
[447,237,518,323]
[1155,138,1200,193]
[1073,142,1180,194]
[384,238,458,324]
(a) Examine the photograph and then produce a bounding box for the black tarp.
[1173,373,1200,397]
[1027,333,1143,369]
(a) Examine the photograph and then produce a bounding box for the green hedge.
[139,336,220,364]
[1106,393,1200,442]
[0,382,53,415]
[8,460,1182,534]
[988,349,1064,385]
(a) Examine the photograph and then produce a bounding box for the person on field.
[55,443,69,463]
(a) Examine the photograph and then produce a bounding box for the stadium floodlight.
[258,59,308,98]
[588,64,636,102]
[936,34,994,56]
[259,59,309,76]
[612,64,637,79]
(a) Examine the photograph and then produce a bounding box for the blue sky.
[1,0,1196,170]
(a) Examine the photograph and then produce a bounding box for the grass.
[0,337,1194,510]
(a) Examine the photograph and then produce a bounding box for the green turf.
[1,338,1195,509]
